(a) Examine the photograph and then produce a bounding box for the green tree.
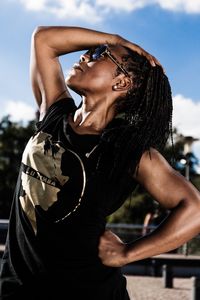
[0,116,35,218]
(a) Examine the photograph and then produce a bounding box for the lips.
[73,64,83,72]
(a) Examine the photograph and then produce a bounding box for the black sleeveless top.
[0,98,136,299]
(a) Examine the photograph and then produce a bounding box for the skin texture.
[99,149,200,266]
[30,25,200,268]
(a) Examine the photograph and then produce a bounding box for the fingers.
[147,54,156,67]
[152,56,165,74]
[133,44,165,73]
[143,51,165,73]
[124,41,165,73]
[98,230,127,267]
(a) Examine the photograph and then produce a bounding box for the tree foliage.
[0,116,35,218]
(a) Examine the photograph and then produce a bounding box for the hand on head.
[117,36,165,73]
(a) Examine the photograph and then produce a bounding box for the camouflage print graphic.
[20,132,70,233]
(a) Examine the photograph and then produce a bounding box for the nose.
[79,55,85,63]
[79,53,90,63]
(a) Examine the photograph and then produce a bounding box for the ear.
[112,76,132,92]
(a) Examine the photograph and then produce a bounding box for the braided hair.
[97,47,173,183]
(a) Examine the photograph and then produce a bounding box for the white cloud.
[157,0,200,14]
[98,0,200,13]
[173,94,200,138]
[173,94,200,158]
[1,100,36,123]
[96,0,149,12]
[17,0,200,23]
[19,0,46,11]
[47,0,102,23]
[19,0,102,23]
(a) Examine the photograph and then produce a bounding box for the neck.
[70,94,117,135]
[82,92,114,109]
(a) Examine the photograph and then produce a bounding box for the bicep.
[135,148,200,209]
[30,30,71,114]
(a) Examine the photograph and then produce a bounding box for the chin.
[65,74,72,85]
[66,74,86,96]
[65,81,82,97]
[65,73,77,85]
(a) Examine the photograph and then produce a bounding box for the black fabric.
[0,98,136,299]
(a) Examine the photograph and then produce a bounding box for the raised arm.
[98,148,200,267]
[30,26,119,118]
[30,26,160,119]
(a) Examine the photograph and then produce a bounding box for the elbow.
[183,194,200,211]
[183,195,200,231]
[31,26,48,44]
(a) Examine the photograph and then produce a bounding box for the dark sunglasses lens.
[92,45,107,60]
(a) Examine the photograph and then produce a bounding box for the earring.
[113,85,117,90]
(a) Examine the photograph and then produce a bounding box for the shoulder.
[36,97,77,132]
[140,147,170,167]
[134,147,200,210]
[134,147,173,184]
[40,97,76,121]
[39,91,73,121]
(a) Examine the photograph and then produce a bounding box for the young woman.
[1,26,200,300]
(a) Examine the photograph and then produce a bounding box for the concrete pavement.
[125,275,191,300]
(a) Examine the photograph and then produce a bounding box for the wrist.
[123,243,135,265]
[106,34,122,46]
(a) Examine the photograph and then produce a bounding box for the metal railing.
[1,220,200,256]
[106,223,200,256]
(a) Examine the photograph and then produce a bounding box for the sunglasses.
[86,44,130,77]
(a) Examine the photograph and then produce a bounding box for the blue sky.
[0,0,200,160]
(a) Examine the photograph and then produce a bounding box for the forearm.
[33,26,121,56]
[126,199,200,263]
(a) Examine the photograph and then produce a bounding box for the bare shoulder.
[134,147,200,209]
[136,147,172,179]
